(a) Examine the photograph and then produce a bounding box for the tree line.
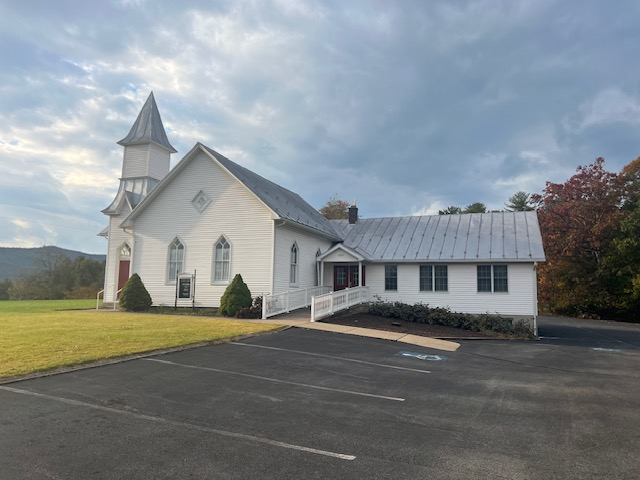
[0,249,104,300]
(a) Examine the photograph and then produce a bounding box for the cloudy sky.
[1,0,639,254]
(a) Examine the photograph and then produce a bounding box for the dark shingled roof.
[117,92,177,153]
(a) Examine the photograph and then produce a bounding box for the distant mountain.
[0,246,106,281]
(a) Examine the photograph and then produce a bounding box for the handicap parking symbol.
[395,351,447,362]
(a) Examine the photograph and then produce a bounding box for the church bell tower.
[100,92,176,303]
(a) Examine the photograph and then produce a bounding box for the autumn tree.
[531,158,624,315]
[320,195,351,220]
[505,191,534,211]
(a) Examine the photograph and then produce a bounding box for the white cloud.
[572,88,640,132]
[1,0,640,253]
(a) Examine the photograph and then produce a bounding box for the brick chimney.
[348,204,358,224]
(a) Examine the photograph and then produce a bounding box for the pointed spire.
[118,92,177,153]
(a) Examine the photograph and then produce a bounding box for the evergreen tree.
[218,274,252,316]
[463,202,487,214]
[506,191,534,211]
[119,273,152,311]
[438,205,462,215]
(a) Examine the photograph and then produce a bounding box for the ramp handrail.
[311,286,369,321]
[262,286,331,319]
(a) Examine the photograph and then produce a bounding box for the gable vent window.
[192,190,211,213]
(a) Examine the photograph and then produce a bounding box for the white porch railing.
[262,286,331,319]
[311,286,369,321]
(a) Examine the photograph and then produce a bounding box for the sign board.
[178,277,192,299]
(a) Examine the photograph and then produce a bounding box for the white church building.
[101,93,545,321]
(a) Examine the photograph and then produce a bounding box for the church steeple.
[102,92,175,215]
[118,91,176,153]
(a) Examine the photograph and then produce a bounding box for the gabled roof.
[317,243,365,262]
[120,143,342,241]
[331,211,546,262]
[118,92,177,153]
[200,145,341,241]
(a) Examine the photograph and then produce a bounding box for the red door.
[117,260,130,297]
[333,265,365,291]
[334,266,348,291]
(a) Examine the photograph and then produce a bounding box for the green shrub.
[218,274,252,317]
[119,273,152,311]
[369,300,534,338]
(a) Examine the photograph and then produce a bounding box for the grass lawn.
[0,299,282,379]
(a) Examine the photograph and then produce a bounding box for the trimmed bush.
[218,274,252,317]
[369,300,534,338]
[119,273,152,311]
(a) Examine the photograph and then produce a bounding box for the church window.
[290,243,299,286]
[120,243,131,258]
[167,238,185,282]
[213,236,231,283]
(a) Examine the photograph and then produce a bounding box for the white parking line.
[144,358,406,402]
[231,342,432,374]
[0,385,356,461]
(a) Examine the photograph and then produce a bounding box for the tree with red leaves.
[532,158,624,316]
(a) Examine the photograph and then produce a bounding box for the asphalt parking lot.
[1,316,639,479]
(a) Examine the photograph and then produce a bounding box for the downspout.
[533,262,538,337]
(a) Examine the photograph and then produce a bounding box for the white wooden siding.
[121,144,170,180]
[147,143,171,180]
[103,210,133,301]
[122,145,149,178]
[130,151,274,307]
[273,223,332,294]
[352,263,537,317]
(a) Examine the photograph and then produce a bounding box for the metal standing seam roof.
[201,145,342,241]
[331,211,546,262]
[117,92,177,153]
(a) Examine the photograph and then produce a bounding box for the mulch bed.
[320,313,495,339]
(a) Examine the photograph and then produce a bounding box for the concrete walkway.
[259,311,460,352]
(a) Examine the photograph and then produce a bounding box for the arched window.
[120,243,131,258]
[315,248,322,286]
[290,242,299,285]
[167,238,185,282]
[213,236,231,283]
